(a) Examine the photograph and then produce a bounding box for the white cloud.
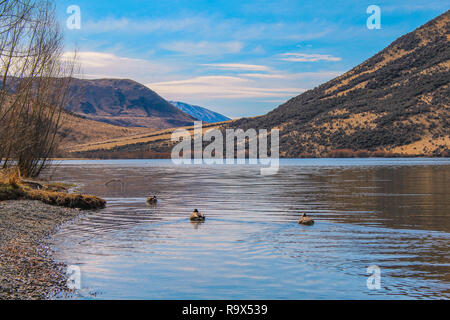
[252,45,266,54]
[201,63,271,72]
[279,53,341,62]
[63,51,173,81]
[82,16,332,42]
[64,51,343,117]
[237,71,342,79]
[147,75,305,100]
[239,73,288,79]
[65,51,142,68]
[151,75,248,86]
[159,41,244,55]
[83,17,210,33]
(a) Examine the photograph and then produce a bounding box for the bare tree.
[0,0,76,177]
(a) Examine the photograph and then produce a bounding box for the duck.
[146,195,158,205]
[298,213,314,226]
[190,209,205,222]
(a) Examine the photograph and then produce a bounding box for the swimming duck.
[190,209,205,222]
[146,195,158,205]
[298,213,314,226]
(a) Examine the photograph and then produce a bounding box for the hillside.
[65,121,230,159]
[56,112,150,152]
[64,78,197,129]
[169,101,231,123]
[230,10,449,157]
[64,11,449,158]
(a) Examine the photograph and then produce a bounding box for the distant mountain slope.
[169,101,230,123]
[64,11,449,159]
[231,10,450,157]
[65,122,223,158]
[64,78,196,129]
[57,112,150,151]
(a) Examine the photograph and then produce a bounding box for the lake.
[44,158,450,299]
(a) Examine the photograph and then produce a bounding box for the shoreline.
[0,200,81,300]
[51,154,450,161]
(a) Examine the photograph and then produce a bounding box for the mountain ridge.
[169,101,230,123]
[64,11,449,158]
[64,78,197,129]
[230,10,449,157]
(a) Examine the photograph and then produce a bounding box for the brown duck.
[190,209,206,222]
[298,213,314,226]
[146,195,157,205]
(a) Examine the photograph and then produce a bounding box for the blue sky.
[57,0,449,118]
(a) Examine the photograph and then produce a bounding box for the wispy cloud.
[64,51,173,81]
[159,41,244,55]
[239,71,342,79]
[147,75,305,99]
[83,17,210,33]
[279,53,341,62]
[239,73,287,79]
[66,50,343,117]
[150,75,248,86]
[81,15,332,42]
[201,63,271,71]
[64,51,142,68]
[61,0,445,118]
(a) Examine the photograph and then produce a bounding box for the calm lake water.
[44,159,450,299]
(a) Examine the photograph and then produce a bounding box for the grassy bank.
[0,169,105,300]
[0,170,106,210]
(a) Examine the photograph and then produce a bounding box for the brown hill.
[64,11,449,158]
[56,112,150,153]
[231,10,449,157]
[64,78,197,129]
[65,121,230,159]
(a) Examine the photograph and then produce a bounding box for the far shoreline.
[50,155,450,161]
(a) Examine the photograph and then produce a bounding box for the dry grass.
[0,168,22,187]
[58,112,150,148]
[324,48,413,96]
[0,169,23,201]
[0,183,24,201]
[25,189,106,210]
[0,169,105,210]
[325,149,400,158]
[314,110,384,135]
[389,135,450,156]
[67,121,230,153]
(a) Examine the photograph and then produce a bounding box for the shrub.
[0,183,24,201]
[25,190,106,210]
[370,150,399,157]
[0,169,106,210]
[355,150,371,158]
[0,168,21,188]
[326,149,356,158]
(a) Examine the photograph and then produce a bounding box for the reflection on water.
[44,159,450,299]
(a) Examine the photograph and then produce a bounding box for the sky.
[57,0,449,118]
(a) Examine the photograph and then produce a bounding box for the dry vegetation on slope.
[63,78,197,129]
[0,169,105,210]
[56,112,150,150]
[230,10,450,157]
[63,11,449,159]
[65,121,230,159]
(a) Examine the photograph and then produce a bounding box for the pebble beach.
[0,200,80,300]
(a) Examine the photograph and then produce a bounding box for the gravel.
[0,200,81,300]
